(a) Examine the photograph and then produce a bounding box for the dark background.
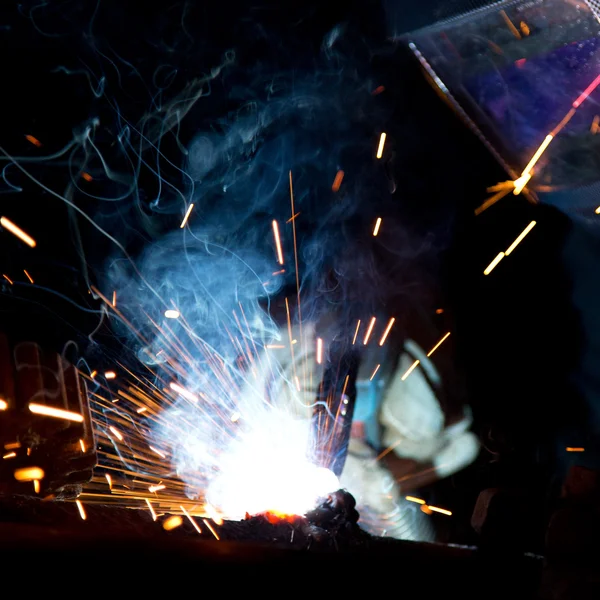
[0,0,596,551]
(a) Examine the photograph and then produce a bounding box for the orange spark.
[25,134,42,147]
[505,221,536,256]
[105,371,116,379]
[33,480,40,494]
[566,447,585,452]
[401,359,420,381]
[591,115,600,134]
[427,332,451,357]
[352,320,361,345]
[405,496,425,504]
[0,399,7,411]
[428,505,452,516]
[203,519,220,540]
[29,403,83,422]
[520,21,530,36]
[0,217,36,248]
[573,73,600,108]
[363,317,376,345]
[180,203,194,228]
[23,270,34,283]
[76,499,87,520]
[145,499,157,521]
[372,85,385,95]
[316,337,323,365]
[181,505,202,534]
[105,474,113,490]
[3,452,16,459]
[149,484,166,493]
[500,9,521,39]
[82,172,93,182]
[149,446,166,459]
[108,426,123,441]
[484,252,505,275]
[79,439,86,452]
[332,170,344,192]
[376,133,387,159]
[372,217,382,236]
[2,274,13,285]
[272,220,284,265]
[378,317,395,346]
[4,442,20,449]
[370,364,380,381]
[112,291,117,307]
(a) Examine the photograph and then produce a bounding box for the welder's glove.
[378,340,479,484]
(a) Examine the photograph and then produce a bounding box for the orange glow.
[105,474,112,490]
[163,515,182,531]
[33,480,40,494]
[82,172,93,182]
[332,170,344,192]
[566,447,585,452]
[0,399,7,411]
[591,115,600,134]
[112,291,116,307]
[519,21,530,36]
[79,439,86,452]
[25,134,42,147]
[3,452,16,459]
[29,403,83,422]
[363,316,376,345]
[90,370,97,379]
[2,274,13,285]
[272,220,284,265]
[14,466,44,481]
[420,505,433,515]
[378,317,395,346]
[23,269,34,283]
[372,85,385,95]
[4,442,20,450]
[1,217,36,247]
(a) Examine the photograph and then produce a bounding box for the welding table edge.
[0,521,544,567]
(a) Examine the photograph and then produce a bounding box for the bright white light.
[205,409,339,519]
[164,309,180,319]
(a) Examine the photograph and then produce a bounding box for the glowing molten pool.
[205,410,339,519]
